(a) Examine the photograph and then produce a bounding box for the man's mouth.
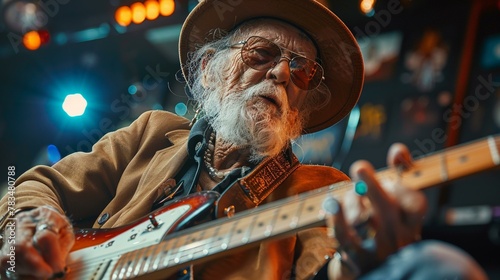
[259,95,280,108]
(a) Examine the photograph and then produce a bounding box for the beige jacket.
[0,110,349,279]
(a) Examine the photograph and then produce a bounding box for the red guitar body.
[67,191,219,279]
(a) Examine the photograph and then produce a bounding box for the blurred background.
[0,0,499,276]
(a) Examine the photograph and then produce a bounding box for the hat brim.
[179,0,364,133]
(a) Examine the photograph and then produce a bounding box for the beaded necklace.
[203,131,229,180]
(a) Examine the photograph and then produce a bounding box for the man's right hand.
[0,206,75,279]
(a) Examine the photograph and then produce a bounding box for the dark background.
[1,0,499,277]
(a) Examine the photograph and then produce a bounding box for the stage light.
[47,144,61,164]
[360,0,376,16]
[159,0,175,16]
[115,6,132,26]
[128,84,138,94]
[114,0,176,26]
[2,0,47,33]
[131,2,146,24]
[22,29,50,50]
[145,0,160,20]
[62,93,87,117]
[152,102,163,110]
[22,30,41,50]
[175,102,187,116]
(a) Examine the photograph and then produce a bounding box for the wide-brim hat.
[179,0,364,134]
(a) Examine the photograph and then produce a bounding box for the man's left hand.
[327,143,427,279]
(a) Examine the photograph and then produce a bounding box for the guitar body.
[66,191,219,279]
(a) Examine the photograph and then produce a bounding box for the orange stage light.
[145,0,160,20]
[159,0,175,16]
[115,6,132,26]
[131,2,146,24]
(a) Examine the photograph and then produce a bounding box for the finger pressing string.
[323,197,362,278]
[350,161,396,220]
[387,142,413,168]
[322,197,361,252]
[322,196,340,239]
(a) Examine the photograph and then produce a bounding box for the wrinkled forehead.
[233,18,318,58]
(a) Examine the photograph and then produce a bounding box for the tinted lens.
[289,57,323,90]
[241,36,281,70]
[240,36,323,90]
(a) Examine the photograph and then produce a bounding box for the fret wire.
[199,224,222,259]
[176,232,198,259]
[446,141,494,177]
[127,259,136,279]
[264,206,282,237]
[150,236,170,271]
[488,136,500,165]
[177,228,211,264]
[289,196,305,229]
[141,244,158,276]
[242,215,258,244]
[266,203,297,236]
[228,219,247,249]
[222,218,240,250]
[133,245,152,277]
[440,153,449,182]
[161,232,182,268]
[302,193,325,226]
[269,204,291,236]
[152,235,177,270]
[247,213,270,243]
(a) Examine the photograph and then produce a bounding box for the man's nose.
[267,57,291,87]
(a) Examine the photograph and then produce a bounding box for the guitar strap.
[215,147,300,217]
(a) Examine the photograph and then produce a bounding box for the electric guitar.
[65,135,500,279]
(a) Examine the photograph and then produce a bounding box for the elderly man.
[0,0,487,279]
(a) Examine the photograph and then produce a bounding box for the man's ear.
[201,49,215,88]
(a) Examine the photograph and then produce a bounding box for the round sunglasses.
[231,36,325,90]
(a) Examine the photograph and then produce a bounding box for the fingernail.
[354,181,368,196]
[322,196,339,214]
[323,197,339,239]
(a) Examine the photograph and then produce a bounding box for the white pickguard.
[66,205,191,280]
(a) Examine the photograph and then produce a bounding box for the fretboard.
[376,135,500,190]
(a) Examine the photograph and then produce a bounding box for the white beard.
[202,81,303,161]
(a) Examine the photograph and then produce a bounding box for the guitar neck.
[377,135,500,190]
[112,135,500,279]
